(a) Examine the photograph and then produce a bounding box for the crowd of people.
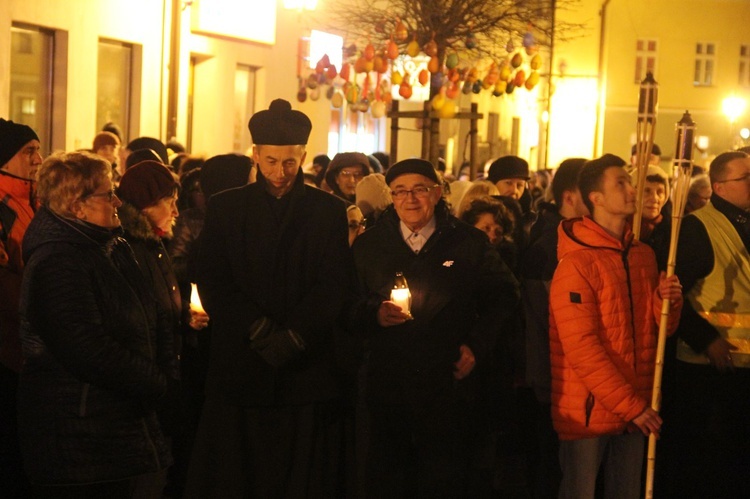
[0,101,749,499]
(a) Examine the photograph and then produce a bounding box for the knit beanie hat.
[0,118,39,168]
[356,173,392,217]
[117,160,179,210]
[487,156,530,183]
[92,131,120,151]
[201,153,253,199]
[248,99,312,146]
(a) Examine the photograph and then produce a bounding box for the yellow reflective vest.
[677,203,750,368]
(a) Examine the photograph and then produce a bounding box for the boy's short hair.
[578,154,627,214]
[552,158,587,206]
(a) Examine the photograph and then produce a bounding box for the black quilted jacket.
[17,206,173,485]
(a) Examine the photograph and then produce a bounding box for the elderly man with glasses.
[350,158,519,497]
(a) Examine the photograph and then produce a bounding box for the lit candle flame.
[190,283,205,314]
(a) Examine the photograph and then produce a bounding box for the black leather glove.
[248,316,275,343]
[251,327,306,368]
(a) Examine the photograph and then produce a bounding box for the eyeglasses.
[348,219,367,230]
[717,173,750,184]
[338,171,365,180]
[85,188,117,202]
[391,185,438,200]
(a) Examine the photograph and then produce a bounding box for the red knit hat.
[117,160,178,210]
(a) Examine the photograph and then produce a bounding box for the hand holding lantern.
[390,272,413,319]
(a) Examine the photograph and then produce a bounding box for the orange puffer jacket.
[549,217,680,441]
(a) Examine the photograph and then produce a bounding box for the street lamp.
[722,95,747,149]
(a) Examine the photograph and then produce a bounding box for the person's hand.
[453,344,476,380]
[632,407,663,437]
[377,301,411,327]
[706,337,737,373]
[658,272,683,302]
[188,309,209,330]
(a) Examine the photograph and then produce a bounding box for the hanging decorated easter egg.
[438,100,456,119]
[399,81,413,99]
[523,32,535,48]
[530,54,542,70]
[446,52,459,70]
[364,43,375,61]
[510,53,523,68]
[428,56,440,74]
[424,39,438,58]
[430,91,445,110]
[525,71,540,90]
[514,70,526,87]
[371,100,386,118]
[418,69,429,86]
[407,38,421,57]
[387,39,399,60]
[394,20,408,42]
[297,87,307,102]
[465,32,477,49]
[331,91,343,108]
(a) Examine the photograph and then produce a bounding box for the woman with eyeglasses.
[325,152,371,204]
[17,152,174,498]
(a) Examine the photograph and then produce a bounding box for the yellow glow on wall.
[548,77,598,168]
[192,0,276,45]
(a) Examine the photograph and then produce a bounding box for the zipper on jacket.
[585,392,595,427]
[621,248,638,373]
[79,383,90,417]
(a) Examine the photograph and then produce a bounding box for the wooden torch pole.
[644,111,696,499]
[633,72,659,239]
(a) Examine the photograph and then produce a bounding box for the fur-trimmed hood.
[117,201,165,241]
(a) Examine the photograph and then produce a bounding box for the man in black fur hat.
[186,100,351,498]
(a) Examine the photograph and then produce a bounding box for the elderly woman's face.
[474,212,503,246]
[143,194,179,236]
[77,178,122,229]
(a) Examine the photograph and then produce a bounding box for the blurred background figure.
[355,173,392,229]
[326,152,371,204]
[92,131,121,183]
[685,174,712,214]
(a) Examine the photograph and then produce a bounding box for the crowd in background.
[1,108,749,499]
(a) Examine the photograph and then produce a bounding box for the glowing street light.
[722,95,746,124]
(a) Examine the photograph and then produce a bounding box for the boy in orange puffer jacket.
[549,154,683,499]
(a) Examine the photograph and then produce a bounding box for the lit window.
[10,24,54,152]
[97,39,134,141]
[694,42,716,86]
[635,39,658,83]
[308,30,343,71]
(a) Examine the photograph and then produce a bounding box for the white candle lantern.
[190,283,205,314]
[390,271,413,319]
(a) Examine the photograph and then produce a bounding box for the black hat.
[126,137,169,164]
[385,158,439,185]
[487,156,530,183]
[630,143,661,156]
[248,99,312,146]
[0,118,39,167]
[201,153,253,199]
[125,148,162,171]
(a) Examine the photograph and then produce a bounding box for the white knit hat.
[355,173,392,218]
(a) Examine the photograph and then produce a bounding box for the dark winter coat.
[195,170,351,407]
[119,201,182,366]
[350,203,520,406]
[521,204,563,403]
[17,207,173,485]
